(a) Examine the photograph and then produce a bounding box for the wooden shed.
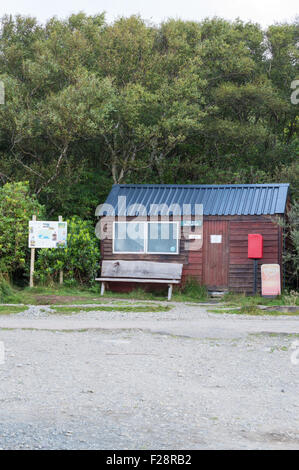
[97,183,290,294]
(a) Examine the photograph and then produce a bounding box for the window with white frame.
[113,222,145,253]
[113,221,179,254]
[147,222,179,254]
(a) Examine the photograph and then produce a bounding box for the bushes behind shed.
[35,216,100,286]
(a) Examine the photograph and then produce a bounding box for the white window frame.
[146,221,179,255]
[112,221,180,255]
[112,221,146,254]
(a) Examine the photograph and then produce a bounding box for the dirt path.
[0,302,299,449]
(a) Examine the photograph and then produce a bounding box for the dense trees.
[0,182,44,276]
[0,13,298,218]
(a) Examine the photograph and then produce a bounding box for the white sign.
[182,220,202,227]
[188,234,202,239]
[210,235,222,244]
[261,264,281,296]
[29,221,67,248]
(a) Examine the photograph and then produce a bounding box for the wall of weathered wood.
[228,216,282,293]
[99,214,283,293]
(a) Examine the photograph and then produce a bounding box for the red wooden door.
[203,221,229,289]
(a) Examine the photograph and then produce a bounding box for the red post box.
[248,234,263,259]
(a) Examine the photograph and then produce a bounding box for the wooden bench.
[96,260,183,301]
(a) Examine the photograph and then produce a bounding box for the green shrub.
[282,290,299,306]
[238,305,262,315]
[0,276,13,302]
[284,202,299,289]
[35,216,100,286]
[0,274,21,303]
[0,181,45,277]
[181,276,208,300]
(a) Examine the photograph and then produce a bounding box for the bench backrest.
[101,260,183,280]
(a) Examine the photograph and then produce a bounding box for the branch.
[36,143,69,195]
[13,152,45,180]
[0,171,11,183]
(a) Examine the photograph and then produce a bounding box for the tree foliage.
[0,181,44,276]
[0,13,297,218]
[0,13,298,286]
[284,202,299,289]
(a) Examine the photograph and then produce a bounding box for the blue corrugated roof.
[98,184,289,216]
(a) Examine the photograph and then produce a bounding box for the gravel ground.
[0,301,299,450]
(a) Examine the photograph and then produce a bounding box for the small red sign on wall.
[248,234,263,259]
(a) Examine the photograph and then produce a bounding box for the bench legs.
[168,284,173,301]
[101,281,106,296]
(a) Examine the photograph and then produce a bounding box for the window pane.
[114,222,145,253]
[147,223,178,253]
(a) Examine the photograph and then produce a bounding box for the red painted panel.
[248,234,263,258]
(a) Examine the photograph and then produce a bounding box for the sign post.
[248,234,263,295]
[58,216,64,285]
[29,214,36,288]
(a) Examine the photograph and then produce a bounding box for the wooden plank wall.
[229,217,282,293]
[99,215,283,293]
[183,249,202,284]
[100,216,188,265]
[100,216,188,292]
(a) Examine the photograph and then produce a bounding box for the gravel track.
[0,302,299,449]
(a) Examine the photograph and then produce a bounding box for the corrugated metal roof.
[98,184,289,216]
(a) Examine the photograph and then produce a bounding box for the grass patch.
[1,284,100,305]
[103,288,167,302]
[0,305,28,315]
[0,278,23,303]
[17,285,103,304]
[52,304,172,314]
[223,291,299,308]
[102,278,208,303]
[178,277,208,302]
[209,305,299,316]
[2,285,176,305]
[7,283,298,308]
[0,277,209,305]
[250,332,299,339]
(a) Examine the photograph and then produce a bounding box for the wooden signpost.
[28,215,67,287]
[248,234,263,295]
[29,215,36,288]
[58,215,63,285]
